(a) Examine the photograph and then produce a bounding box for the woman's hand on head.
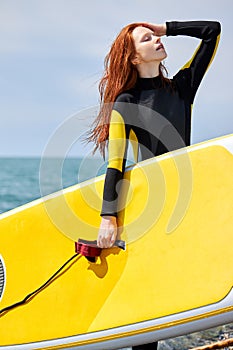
[142,22,167,36]
[97,216,118,248]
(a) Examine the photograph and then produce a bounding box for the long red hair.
[88,22,169,156]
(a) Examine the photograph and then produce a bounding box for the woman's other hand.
[97,216,118,248]
[142,22,167,36]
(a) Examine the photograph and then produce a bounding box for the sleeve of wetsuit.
[100,108,128,217]
[166,21,221,102]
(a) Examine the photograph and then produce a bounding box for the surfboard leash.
[0,253,78,316]
[0,239,125,317]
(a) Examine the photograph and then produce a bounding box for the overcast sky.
[0,0,232,158]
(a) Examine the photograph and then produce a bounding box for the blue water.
[0,157,107,214]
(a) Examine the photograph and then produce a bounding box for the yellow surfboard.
[0,134,233,349]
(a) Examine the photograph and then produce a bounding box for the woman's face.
[132,26,167,64]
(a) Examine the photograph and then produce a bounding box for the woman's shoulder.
[113,90,138,119]
[115,89,137,103]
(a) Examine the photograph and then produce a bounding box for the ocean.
[0,157,106,214]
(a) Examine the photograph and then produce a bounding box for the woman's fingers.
[141,22,167,36]
[97,228,117,248]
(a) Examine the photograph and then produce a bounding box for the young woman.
[89,20,221,349]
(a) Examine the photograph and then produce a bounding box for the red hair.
[88,22,169,156]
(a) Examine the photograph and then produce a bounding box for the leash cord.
[0,253,79,316]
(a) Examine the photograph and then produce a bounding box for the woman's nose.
[154,36,161,43]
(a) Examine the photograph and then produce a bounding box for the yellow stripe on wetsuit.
[108,110,139,171]
[108,110,126,172]
[181,33,221,72]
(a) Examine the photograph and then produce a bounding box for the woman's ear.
[131,55,141,65]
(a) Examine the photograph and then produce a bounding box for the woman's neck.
[136,61,160,78]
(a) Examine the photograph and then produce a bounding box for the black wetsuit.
[101,20,221,218]
[101,20,221,350]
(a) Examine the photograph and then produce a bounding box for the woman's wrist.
[161,23,167,36]
[101,215,117,222]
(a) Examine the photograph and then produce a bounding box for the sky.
[0,0,232,158]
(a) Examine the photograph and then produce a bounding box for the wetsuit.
[101,21,221,219]
[101,22,221,348]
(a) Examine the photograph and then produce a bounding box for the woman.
[89,20,221,349]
